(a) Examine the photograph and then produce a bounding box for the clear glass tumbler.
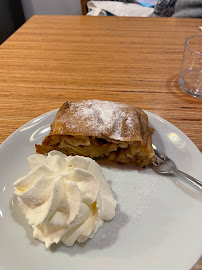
[178,35,202,98]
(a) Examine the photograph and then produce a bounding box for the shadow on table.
[166,74,201,104]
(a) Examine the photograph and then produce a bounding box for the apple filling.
[36,135,155,167]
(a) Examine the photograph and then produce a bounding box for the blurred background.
[0,0,202,44]
[0,0,82,44]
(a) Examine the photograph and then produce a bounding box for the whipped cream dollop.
[14,150,117,248]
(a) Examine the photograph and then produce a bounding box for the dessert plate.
[0,110,202,270]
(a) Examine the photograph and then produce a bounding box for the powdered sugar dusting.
[56,100,144,141]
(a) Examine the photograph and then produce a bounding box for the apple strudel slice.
[35,100,155,167]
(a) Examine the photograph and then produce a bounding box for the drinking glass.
[178,35,202,98]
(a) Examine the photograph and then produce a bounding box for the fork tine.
[150,146,202,189]
[152,144,168,161]
[151,155,160,166]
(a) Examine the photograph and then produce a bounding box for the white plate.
[0,110,202,270]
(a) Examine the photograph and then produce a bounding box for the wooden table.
[0,15,201,269]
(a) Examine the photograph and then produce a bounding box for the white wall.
[21,0,82,20]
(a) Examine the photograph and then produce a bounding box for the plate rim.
[0,109,202,270]
[1,109,201,156]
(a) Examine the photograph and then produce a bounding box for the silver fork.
[150,144,202,190]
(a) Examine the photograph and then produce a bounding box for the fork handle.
[174,169,202,190]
